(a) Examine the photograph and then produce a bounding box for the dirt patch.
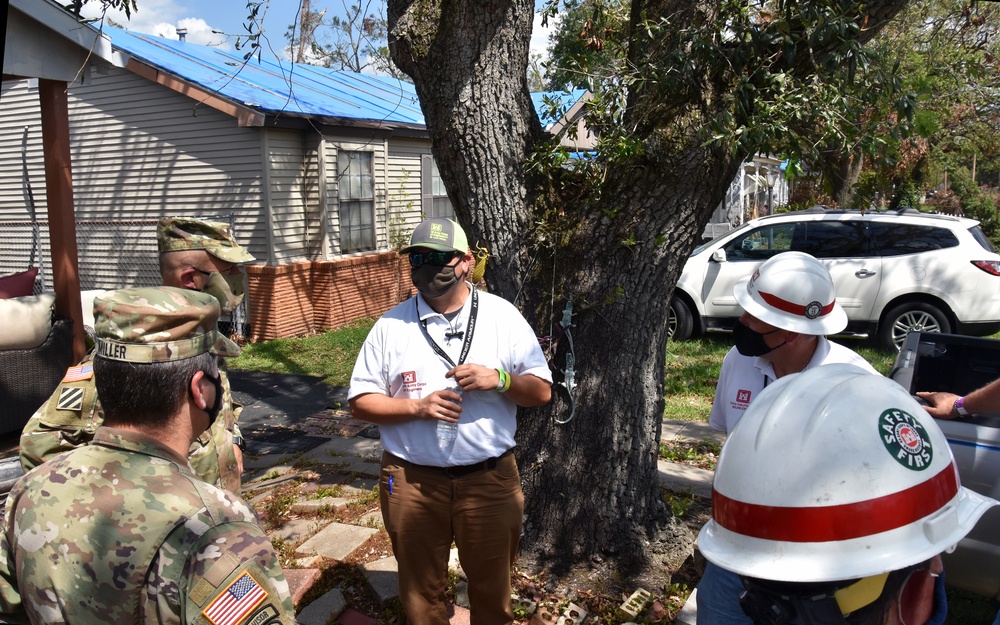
[512,491,712,625]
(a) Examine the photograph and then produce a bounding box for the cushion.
[0,268,38,299]
[0,292,55,350]
[80,289,109,331]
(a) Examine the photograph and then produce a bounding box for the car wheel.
[668,296,695,341]
[879,302,951,352]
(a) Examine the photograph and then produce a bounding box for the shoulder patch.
[62,364,94,383]
[56,386,85,412]
[203,571,268,625]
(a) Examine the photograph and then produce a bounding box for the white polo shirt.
[708,337,880,434]
[349,283,552,467]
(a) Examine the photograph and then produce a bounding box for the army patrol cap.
[157,217,256,264]
[94,287,241,363]
[399,218,469,254]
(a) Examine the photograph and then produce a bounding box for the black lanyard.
[418,288,479,368]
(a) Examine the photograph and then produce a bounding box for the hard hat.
[733,251,847,335]
[698,363,997,583]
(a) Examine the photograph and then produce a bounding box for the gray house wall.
[0,67,435,280]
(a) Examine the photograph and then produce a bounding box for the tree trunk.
[825,148,864,207]
[386,0,909,575]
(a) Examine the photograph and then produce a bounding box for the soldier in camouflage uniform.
[19,217,254,492]
[0,287,296,625]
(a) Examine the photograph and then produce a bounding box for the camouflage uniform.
[0,288,295,625]
[19,217,255,492]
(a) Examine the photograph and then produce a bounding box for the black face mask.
[733,319,785,357]
[202,372,224,422]
[412,263,462,299]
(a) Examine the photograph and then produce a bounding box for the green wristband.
[496,368,511,393]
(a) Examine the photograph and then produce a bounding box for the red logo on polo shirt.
[402,371,416,384]
[736,389,752,404]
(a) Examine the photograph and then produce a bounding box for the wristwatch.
[233,435,247,452]
[953,396,970,418]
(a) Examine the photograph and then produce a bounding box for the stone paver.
[290,496,352,515]
[357,510,383,528]
[284,568,323,606]
[660,419,726,445]
[339,608,379,625]
[362,556,399,604]
[271,518,323,545]
[301,438,383,465]
[297,522,379,561]
[657,458,714,498]
[297,588,347,625]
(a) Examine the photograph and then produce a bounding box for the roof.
[5,0,128,82]
[104,27,425,129]
[530,89,590,128]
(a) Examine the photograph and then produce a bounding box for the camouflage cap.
[157,217,256,264]
[93,287,241,363]
[399,218,469,254]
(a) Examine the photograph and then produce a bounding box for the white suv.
[670,207,1000,350]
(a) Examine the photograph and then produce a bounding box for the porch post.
[38,79,85,363]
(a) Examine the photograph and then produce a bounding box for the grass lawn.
[229,318,375,386]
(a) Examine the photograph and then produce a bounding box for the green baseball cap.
[157,217,256,264]
[399,218,469,254]
[94,287,241,363]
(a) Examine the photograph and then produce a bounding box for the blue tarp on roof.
[105,27,425,126]
[530,89,588,127]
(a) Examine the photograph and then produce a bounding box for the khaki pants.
[380,451,524,625]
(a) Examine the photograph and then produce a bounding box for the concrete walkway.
[226,371,720,624]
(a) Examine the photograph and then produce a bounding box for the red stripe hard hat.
[733,251,848,335]
[698,364,997,583]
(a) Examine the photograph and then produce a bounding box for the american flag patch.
[56,387,85,412]
[62,364,94,383]
[203,572,268,625]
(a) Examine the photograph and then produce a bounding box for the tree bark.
[386,0,909,575]
[826,148,864,207]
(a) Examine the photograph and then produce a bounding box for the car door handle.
[855,269,877,278]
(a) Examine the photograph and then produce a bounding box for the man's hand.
[915,391,960,420]
[415,389,463,423]
[447,363,501,392]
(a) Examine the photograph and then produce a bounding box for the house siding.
[0,71,266,288]
[264,127,321,264]
[0,70,428,342]
[387,138,430,248]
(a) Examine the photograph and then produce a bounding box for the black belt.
[401,448,514,479]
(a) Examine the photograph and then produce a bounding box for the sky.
[77,0,559,63]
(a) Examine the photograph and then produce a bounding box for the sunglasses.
[408,251,461,268]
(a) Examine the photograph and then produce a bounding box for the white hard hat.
[733,251,847,335]
[698,363,997,583]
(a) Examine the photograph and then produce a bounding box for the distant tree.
[286,0,404,77]
[824,0,1000,207]
[544,0,628,91]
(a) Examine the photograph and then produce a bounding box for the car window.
[868,223,959,256]
[969,226,997,253]
[723,224,794,260]
[789,221,872,258]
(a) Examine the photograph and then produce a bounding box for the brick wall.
[245,252,411,341]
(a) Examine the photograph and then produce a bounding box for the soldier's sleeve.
[0,488,29,623]
[19,361,102,473]
[149,517,297,624]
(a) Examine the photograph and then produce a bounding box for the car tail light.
[971,260,1000,276]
